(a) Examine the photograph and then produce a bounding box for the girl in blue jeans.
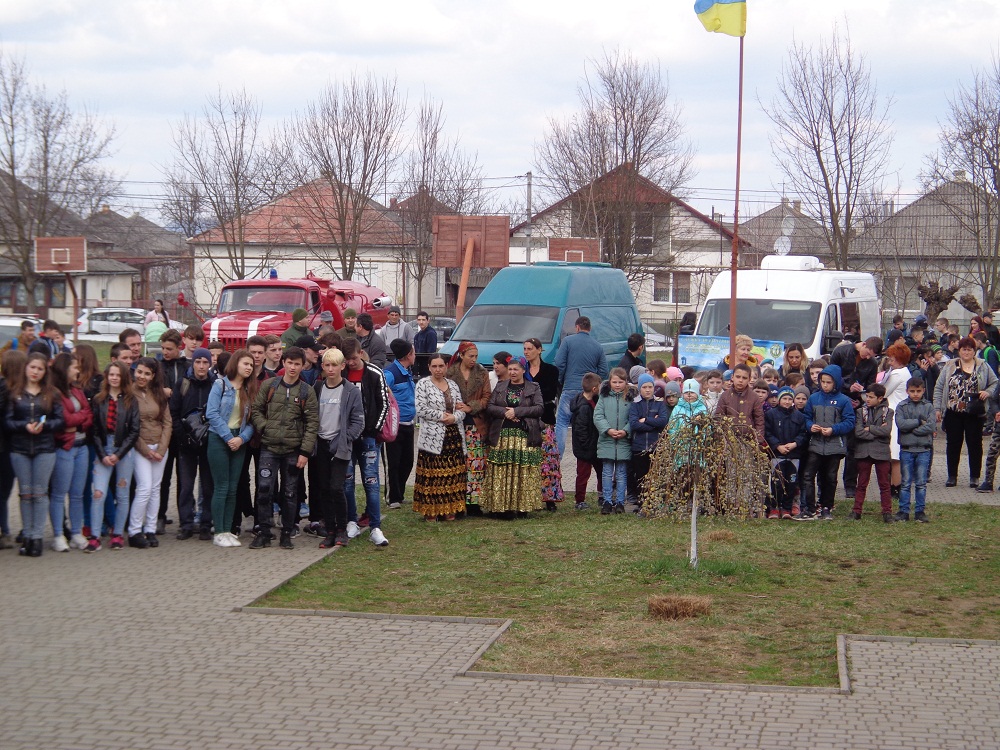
[594,368,635,514]
[49,353,94,551]
[90,362,140,551]
[5,353,64,556]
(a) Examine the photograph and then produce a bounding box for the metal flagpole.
[728,35,745,366]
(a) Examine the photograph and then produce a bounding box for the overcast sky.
[2,0,998,224]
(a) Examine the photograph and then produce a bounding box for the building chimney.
[781,196,789,206]
[793,200,801,211]
[389,198,398,209]
[101,204,110,213]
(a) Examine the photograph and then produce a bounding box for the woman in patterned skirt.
[446,342,492,515]
[481,357,544,516]
[523,338,564,510]
[413,353,467,521]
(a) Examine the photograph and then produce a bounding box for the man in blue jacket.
[554,316,608,456]
[384,339,416,512]
[800,364,856,520]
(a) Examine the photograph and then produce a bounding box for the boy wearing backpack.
[249,346,319,549]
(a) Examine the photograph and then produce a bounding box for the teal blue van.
[439,262,642,366]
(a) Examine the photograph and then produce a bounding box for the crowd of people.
[0,307,990,558]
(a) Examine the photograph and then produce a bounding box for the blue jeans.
[602,459,628,506]
[344,436,381,529]
[555,390,579,458]
[50,443,89,536]
[92,438,136,536]
[11,451,57,540]
[899,450,931,515]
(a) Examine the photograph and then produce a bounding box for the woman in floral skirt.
[413,353,467,521]
[447,341,492,515]
[523,338,563,510]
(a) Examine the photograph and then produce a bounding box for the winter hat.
[793,385,811,399]
[768,384,779,396]
[192,347,212,363]
[682,378,701,395]
[637,373,655,387]
[664,381,682,396]
[292,308,308,323]
[722,369,734,382]
[777,386,795,402]
[666,366,684,381]
[886,328,904,344]
[319,310,334,322]
[914,313,929,326]
[629,365,647,384]
[388,305,402,314]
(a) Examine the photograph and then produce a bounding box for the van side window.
[840,302,860,338]
[560,309,580,339]
[586,307,634,345]
[821,305,839,353]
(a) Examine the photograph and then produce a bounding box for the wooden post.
[454,236,476,322]
[65,273,79,345]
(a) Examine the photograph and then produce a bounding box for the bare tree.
[924,57,1000,310]
[392,97,487,310]
[535,49,694,278]
[0,51,118,310]
[761,27,894,271]
[291,73,407,280]
[163,88,290,288]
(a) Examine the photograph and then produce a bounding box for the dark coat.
[91,393,141,461]
[5,390,65,456]
[764,405,807,459]
[485,380,544,448]
[570,391,599,463]
[628,397,668,453]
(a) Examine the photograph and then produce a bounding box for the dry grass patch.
[706,529,737,543]
[648,594,712,620]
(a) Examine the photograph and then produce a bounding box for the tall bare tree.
[535,49,694,277]
[392,97,486,310]
[761,27,894,271]
[0,51,118,311]
[163,88,290,291]
[924,57,1000,310]
[291,73,407,280]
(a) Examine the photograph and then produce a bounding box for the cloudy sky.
[2,0,998,223]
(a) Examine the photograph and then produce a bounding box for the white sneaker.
[52,535,69,552]
[69,533,88,550]
[213,534,231,547]
[225,532,242,547]
[370,527,389,547]
[346,521,361,539]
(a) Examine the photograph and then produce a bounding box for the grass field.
[257,498,1000,687]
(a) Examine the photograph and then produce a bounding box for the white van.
[684,255,880,363]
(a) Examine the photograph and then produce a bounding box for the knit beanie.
[664,381,682,396]
[793,385,811,399]
[292,308,308,323]
[192,347,212,363]
[638,373,655,387]
[629,365,647,384]
[682,378,701,395]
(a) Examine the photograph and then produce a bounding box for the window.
[653,272,691,304]
[352,263,380,288]
[48,280,66,308]
[434,268,443,300]
[0,281,12,307]
[634,212,654,255]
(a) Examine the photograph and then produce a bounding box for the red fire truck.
[201,271,393,351]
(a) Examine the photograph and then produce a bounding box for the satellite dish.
[781,216,795,235]
[774,236,792,256]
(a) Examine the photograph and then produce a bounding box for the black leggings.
[943,409,985,480]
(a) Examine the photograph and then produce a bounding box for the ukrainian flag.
[695,0,746,37]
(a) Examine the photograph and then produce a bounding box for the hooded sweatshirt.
[804,365,856,456]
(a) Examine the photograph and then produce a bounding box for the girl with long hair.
[0,349,26,549]
[145,299,170,327]
[49,353,94,551]
[523,338,564,510]
[74,344,103,399]
[5,352,64,556]
[90,362,140,551]
[205,348,257,547]
[128,357,171,548]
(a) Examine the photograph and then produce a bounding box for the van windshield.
[450,305,560,344]
[696,299,822,345]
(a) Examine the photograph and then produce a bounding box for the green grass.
[258,499,1000,687]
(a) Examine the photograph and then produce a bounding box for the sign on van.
[678,335,786,371]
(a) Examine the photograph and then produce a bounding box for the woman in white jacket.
[413,353,466,521]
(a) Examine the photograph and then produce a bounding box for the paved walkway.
[3,502,1000,748]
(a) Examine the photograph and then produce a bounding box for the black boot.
[29,538,43,557]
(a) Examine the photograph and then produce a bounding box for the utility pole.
[525,171,533,265]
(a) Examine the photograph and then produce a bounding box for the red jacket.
[56,386,94,451]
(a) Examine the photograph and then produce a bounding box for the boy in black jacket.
[765,386,807,519]
[570,373,603,511]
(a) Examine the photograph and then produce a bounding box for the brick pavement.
[3,495,1000,749]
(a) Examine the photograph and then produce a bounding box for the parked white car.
[0,315,43,348]
[77,308,148,335]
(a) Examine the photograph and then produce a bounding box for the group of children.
[568,344,934,523]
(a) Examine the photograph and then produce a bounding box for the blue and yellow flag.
[694,0,746,37]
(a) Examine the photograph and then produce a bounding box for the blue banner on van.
[677,335,786,371]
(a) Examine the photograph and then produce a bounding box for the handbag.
[965,394,987,417]
[182,408,209,447]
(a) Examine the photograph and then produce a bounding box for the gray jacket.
[313,379,365,460]
[853,403,893,461]
[933,357,998,414]
[894,397,936,453]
